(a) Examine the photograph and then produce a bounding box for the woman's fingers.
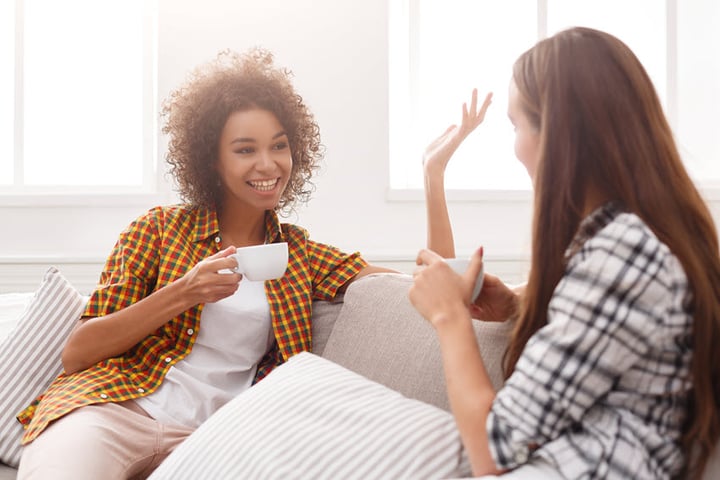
[469,88,478,115]
[205,246,236,260]
[478,92,493,120]
[416,248,444,266]
[463,246,484,292]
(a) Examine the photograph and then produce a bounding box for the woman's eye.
[235,147,254,154]
[273,141,288,151]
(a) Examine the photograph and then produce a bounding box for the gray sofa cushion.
[321,273,512,411]
[310,297,344,356]
[0,465,15,480]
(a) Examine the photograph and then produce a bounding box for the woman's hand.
[468,273,520,322]
[423,89,493,178]
[411,247,505,478]
[178,246,243,305]
[409,248,484,328]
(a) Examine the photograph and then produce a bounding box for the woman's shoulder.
[118,204,205,239]
[280,223,348,258]
[577,210,686,286]
[574,206,665,256]
[597,211,667,255]
[131,203,200,225]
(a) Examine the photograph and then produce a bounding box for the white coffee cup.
[230,242,288,281]
[444,257,484,302]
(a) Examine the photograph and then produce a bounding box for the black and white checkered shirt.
[487,203,692,479]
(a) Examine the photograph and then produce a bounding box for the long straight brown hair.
[504,27,720,477]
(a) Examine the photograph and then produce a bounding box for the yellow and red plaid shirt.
[18,204,367,444]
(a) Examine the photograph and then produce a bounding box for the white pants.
[18,400,194,480]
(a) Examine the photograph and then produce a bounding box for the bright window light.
[390,0,536,190]
[547,0,666,103]
[22,0,145,187]
[390,1,720,191]
[0,0,14,186]
[2,0,153,193]
[676,0,720,185]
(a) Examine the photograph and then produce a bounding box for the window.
[0,0,15,186]
[1,0,157,194]
[389,0,720,192]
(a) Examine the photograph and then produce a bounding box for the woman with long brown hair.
[411,27,720,478]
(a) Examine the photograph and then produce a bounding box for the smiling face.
[507,79,541,181]
[216,109,293,213]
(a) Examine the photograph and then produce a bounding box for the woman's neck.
[582,186,609,218]
[217,205,267,248]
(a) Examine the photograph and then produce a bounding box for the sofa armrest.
[320,273,512,411]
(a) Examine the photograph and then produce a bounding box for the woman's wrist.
[431,303,473,332]
[424,167,446,194]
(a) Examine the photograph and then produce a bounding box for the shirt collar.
[192,206,283,244]
[263,210,283,243]
[192,206,218,243]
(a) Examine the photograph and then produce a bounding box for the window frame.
[0,0,164,207]
[386,0,720,203]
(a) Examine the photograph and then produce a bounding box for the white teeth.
[248,179,279,191]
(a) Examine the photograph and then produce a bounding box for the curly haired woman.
[17,48,391,480]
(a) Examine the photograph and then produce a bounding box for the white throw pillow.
[0,267,87,467]
[150,352,471,480]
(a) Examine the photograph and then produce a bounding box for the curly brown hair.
[162,48,323,212]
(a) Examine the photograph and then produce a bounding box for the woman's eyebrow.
[230,137,255,144]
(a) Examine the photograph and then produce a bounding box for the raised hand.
[423,89,493,258]
[423,89,493,178]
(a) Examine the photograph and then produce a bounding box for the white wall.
[3,0,716,293]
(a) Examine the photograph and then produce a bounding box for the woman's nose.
[255,150,275,172]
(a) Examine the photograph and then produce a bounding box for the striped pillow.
[150,352,471,480]
[0,267,87,467]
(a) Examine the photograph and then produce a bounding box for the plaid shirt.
[488,203,692,479]
[18,205,367,444]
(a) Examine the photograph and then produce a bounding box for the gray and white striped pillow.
[0,267,87,467]
[150,352,471,480]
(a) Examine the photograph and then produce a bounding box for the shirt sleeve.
[487,220,678,469]
[83,208,162,318]
[305,239,368,301]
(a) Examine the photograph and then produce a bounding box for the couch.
[1,272,718,478]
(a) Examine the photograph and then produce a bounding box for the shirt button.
[100,393,108,399]
[138,388,145,394]
[514,447,529,464]
[165,357,172,363]
[187,328,194,335]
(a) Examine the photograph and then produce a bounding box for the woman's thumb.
[464,247,484,295]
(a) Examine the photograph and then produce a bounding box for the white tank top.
[135,278,273,428]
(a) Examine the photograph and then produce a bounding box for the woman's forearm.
[434,308,502,476]
[425,169,455,258]
[61,278,195,374]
